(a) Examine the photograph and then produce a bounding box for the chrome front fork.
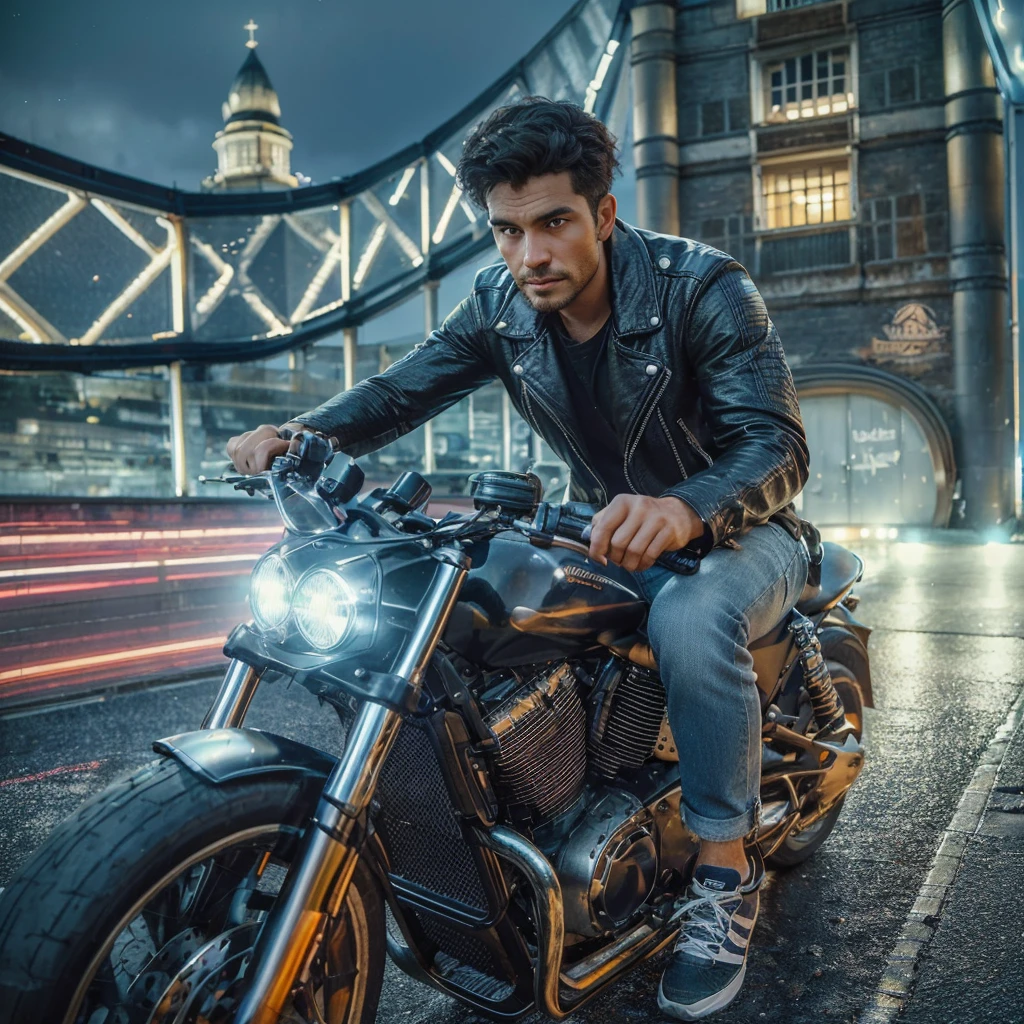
[202,658,262,730]
[233,546,470,1024]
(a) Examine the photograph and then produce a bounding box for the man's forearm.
[663,425,807,546]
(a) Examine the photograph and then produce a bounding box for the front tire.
[0,757,385,1024]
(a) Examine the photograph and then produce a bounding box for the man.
[228,97,810,1020]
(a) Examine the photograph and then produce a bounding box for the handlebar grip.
[578,519,702,576]
[540,503,703,576]
[654,548,701,576]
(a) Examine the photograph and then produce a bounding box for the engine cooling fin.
[484,663,587,824]
[591,662,666,779]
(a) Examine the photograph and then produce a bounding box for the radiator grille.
[485,663,586,823]
[591,663,666,778]
[416,912,507,981]
[374,721,489,911]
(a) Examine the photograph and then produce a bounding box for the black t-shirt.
[551,315,631,499]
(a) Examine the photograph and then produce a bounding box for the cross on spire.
[244,19,259,49]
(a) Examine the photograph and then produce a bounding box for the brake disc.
[142,923,259,1024]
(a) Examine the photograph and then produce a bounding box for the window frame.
[750,36,859,128]
[860,191,949,263]
[753,146,858,233]
[736,0,842,17]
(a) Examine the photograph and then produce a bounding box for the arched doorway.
[792,363,956,527]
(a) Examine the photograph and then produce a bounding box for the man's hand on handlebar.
[226,422,308,475]
[588,494,704,573]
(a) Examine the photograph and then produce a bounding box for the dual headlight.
[249,553,359,650]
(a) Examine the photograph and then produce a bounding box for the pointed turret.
[202,22,298,192]
[222,49,283,126]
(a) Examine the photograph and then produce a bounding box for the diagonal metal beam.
[290,236,342,323]
[352,223,387,291]
[235,216,289,334]
[432,183,464,246]
[191,237,235,324]
[77,218,177,345]
[0,0,634,368]
[0,282,67,343]
[90,199,160,256]
[358,191,424,267]
[0,192,87,282]
[191,215,287,333]
[282,212,334,254]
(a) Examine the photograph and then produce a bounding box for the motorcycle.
[0,432,871,1024]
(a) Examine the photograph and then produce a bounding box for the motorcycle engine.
[555,789,659,937]
[481,662,587,823]
[480,661,662,938]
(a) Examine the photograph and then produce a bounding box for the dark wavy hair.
[456,97,620,218]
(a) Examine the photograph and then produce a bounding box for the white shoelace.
[671,888,738,962]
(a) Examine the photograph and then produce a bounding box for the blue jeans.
[634,522,809,843]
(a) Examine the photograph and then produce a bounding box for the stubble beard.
[518,250,601,315]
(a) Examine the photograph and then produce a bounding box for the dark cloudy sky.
[0,0,578,191]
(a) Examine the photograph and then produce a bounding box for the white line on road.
[859,687,1024,1022]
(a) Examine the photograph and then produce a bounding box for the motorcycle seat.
[795,541,863,617]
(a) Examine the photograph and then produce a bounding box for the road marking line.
[0,759,106,788]
[859,687,1024,1022]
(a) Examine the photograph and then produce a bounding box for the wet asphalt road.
[1,537,1023,1023]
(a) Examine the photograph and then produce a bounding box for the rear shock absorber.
[789,615,847,736]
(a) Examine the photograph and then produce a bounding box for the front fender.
[153,728,338,786]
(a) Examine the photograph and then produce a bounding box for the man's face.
[486,172,615,313]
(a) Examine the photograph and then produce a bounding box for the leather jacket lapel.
[608,222,662,340]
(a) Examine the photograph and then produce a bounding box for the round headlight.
[250,554,293,630]
[292,569,356,650]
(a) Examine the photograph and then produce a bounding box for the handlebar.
[201,446,703,577]
[530,502,702,576]
[200,430,340,497]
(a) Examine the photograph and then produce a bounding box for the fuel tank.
[444,531,647,668]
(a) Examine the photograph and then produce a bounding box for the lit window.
[764,48,853,123]
[737,0,837,16]
[761,158,852,229]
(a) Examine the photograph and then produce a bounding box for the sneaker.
[657,860,762,1020]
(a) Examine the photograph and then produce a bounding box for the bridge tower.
[201,21,298,192]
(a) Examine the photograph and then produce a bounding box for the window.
[861,63,942,111]
[761,158,852,229]
[766,0,833,9]
[861,192,948,262]
[698,96,750,137]
[764,48,852,123]
[232,140,256,169]
[738,0,836,17]
[699,215,756,269]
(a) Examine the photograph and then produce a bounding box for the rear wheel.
[0,757,386,1024]
[766,661,864,868]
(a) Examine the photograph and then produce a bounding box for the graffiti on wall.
[857,303,949,372]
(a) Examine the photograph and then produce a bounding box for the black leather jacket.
[298,221,809,548]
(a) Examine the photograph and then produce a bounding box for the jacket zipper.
[676,416,713,468]
[623,371,671,493]
[521,380,608,506]
[657,407,688,480]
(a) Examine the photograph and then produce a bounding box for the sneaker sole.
[656,962,747,1021]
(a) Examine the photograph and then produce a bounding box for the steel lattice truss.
[0,0,629,370]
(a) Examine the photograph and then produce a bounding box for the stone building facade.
[632,0,1013,528]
